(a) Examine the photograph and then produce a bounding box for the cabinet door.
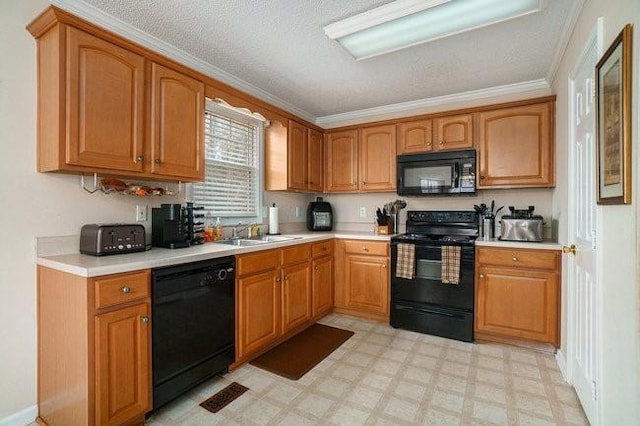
[434,114,473,150]
[359,124,396,191]
[95,303,150,426]
[281,263,312,334]
[288,120,308,191]
[312,256,333,319]
[308,128,324,192]
[325,130,358,192]
[237,270,280,358]
[475,266,558,344]
[397,119,433,154]
[477,102,554,188]
[66,27,145,172]
[344,255,389,316]
[150,63,204,180]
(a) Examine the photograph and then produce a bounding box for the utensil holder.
[482,218,494,240]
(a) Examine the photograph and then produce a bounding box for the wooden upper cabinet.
[397,119,433,154]
[434,114,474,150]
[29,10,206,182]
[308,128,324,192]
[264,120,323,192]
[149,63,204,180]
[325,130,358,192]
[477,102,554,188]
[359,124,396,191]
[66,28,145,172]
[287,120,308,191]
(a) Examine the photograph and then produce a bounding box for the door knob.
[562,244,577,255]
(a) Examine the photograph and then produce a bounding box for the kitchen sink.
[215,235,302,246]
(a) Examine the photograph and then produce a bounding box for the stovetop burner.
[392,210,479,246]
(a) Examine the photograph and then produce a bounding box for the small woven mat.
[199,382,249,413]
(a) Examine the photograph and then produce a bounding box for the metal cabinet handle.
[362,247,369,252]
[141,316,149,324]
[275,277,281,282]
[315,266,319,271]
[284,276,289,281]
[479,274,484,278]
[154,158,161,164]
[382,264,387,269]
[136,155,144,163]
[512,256,518,262]
[439,140,444,145]
[121,286,131,294]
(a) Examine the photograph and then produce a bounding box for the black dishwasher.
[151,256,235,410]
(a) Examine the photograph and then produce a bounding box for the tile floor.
[146,314,588,425]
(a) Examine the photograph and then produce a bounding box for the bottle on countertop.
[213,217,223,241]
[204,213,214,242]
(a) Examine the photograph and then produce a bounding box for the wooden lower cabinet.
[281,262,312,334]
[38,267,151,426]
[95,303,151,426]
[334,239,390,322]
[235,241,333,364]
[475,247,560,346]
[237,269,281,358]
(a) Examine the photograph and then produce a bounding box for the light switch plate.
[359,207,366,217]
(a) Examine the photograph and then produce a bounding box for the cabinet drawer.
[312,240,333,258]
[343,240,389,256]
[477,247,559,270]
[237,249,280,276]
[94,270,150,309]
[281,244,311,265]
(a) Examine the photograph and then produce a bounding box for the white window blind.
[192,100,263,219]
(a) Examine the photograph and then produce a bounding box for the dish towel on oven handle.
[441,245,461,285]
[395,243,415,279]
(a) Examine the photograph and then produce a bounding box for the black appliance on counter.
[307,197,333,231]
[80,223,146,256]
[396,149,476,196]
[391,211,479,342]
[151,256,235,410]
[152,203,204,248]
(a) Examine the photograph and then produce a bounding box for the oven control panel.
[407,211,477,224]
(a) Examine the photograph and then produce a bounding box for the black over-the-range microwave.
[396,149,476,196]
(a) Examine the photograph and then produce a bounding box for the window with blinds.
[192,101,263,219]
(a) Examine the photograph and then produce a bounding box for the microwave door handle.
[453,162,460,187]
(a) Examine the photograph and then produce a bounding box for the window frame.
[189,99,265,226]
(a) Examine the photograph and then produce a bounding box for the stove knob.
[217,269,228,281]
[117,244,124,250]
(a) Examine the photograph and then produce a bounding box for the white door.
[566,22,600,425]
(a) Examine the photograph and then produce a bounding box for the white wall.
[0,1,310,422]
[552,0,640,423]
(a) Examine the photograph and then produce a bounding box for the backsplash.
[322,188,556,239]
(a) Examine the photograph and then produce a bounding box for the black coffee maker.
[152,204,190,249]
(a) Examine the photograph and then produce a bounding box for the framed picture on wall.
[595,24,632,205]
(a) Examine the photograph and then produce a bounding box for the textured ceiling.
[76,0,577,118]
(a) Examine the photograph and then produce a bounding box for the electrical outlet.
[359,207,366,217]
[136,205,148,222]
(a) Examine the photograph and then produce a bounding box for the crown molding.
[546,0,586,85]
[48,0,316,123]
[315,79,552,128]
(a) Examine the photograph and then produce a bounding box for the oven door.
[390,243,475,310]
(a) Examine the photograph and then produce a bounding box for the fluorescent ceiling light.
[324,0,544,60]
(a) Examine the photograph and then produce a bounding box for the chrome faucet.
[232,222,251,239]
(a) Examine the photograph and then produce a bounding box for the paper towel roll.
[268,206,279,234]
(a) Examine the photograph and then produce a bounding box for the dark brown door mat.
[250,323,354,380]
[200,382,249,413]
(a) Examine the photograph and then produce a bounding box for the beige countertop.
[475,238,562,250]
[37,231,392,277]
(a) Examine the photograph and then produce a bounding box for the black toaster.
[307,197,333,231]
[80,224,147,256]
